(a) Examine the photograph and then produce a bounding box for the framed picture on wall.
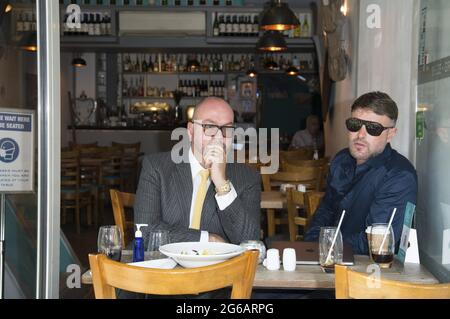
[240,81,253,98]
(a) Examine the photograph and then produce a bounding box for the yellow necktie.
[191,169,210,230]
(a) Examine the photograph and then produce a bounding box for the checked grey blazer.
[134,151,261,245]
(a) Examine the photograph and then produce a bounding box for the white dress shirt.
[188,148,237,242]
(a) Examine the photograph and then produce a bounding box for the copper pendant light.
[257,30,287,52]
[72,56,87,68]
[260,0,300,31]
[286,65,299,76]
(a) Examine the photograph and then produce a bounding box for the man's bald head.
[192,97,234,123]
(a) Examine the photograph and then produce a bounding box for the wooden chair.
[261,169,321,238]
[89,250,259,299]
[112,142,141,192]
[61,150,92,234]
[110,189,135,247]
[280,148,314,166]
[283,158,330,191]
[287,189,325,241]
[335,265,450,299]
[69,141,99,149]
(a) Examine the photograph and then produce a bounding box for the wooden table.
[82,252,438,290]
[253,255,438,289]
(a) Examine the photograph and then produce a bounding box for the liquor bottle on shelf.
[302,14,310,37]
[252,15,259,37]
[213,0,220,5]
[219,14,226,37]
[213,13,219,37]
[200,0,207,5]
[293,16,301,38]
[232,15,239,37]
[225,15,232,37]
[187,0,194,6]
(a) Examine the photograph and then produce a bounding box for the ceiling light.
[72,56,87,67]
[19,32,37,52]
[260,0,300,31]
[257,30,287,52]
[286,65,299,76]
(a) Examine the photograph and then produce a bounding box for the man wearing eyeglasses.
[304,91,417,255]
[134,97,261,245]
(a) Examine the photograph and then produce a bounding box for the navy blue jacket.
[304,144,417,255]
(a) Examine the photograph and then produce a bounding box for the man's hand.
[208,233,226,243]
[203,139,227,188]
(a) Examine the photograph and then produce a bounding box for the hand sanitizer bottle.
[133,224,148,262]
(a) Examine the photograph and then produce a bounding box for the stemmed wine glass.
[97,225,122,261]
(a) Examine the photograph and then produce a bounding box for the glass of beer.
[319,226,343,272]
[368,223,395,268]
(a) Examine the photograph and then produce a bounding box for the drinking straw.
[378,207,397,255]
[325,210,346,265]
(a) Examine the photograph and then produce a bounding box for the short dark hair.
[351,91,398,123]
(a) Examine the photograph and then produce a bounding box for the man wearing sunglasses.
[304,91,417,255]
[135,97,261,246]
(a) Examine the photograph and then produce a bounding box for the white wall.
[356,0,418,162]
[324,0,418,163]
[324,0,359,158]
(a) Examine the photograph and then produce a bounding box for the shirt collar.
[364,143,393,168]
[343,143,393,174]
[189,147,206,180]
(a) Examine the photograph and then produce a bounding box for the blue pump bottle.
[133,223,148,262]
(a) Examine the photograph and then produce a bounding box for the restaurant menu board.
[0,109,35,193]
[396,202,416,264]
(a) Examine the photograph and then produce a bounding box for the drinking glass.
[368,223,395,268]
[147,229,170,259]
[97,225,122,261]
[319,226,343,272]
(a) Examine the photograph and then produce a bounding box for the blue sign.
[0,138,20,163]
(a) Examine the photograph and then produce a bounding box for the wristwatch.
[215,180,231,194]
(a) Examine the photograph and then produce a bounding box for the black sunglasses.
[346,118,395,136]
[192,121,235,137]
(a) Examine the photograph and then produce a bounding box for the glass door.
[0,1,61,298]
[416,0,450,282]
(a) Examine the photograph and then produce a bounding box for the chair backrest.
[283,157,330,168]
[261,168,322,192]
[110,189,135,247]
[281,148,314,161]
[69,141,99,150]
[112,141,141,154]
[335,265,450,299]
[61,150,80,190]
[89,250,259,299]
[286,189,324,241]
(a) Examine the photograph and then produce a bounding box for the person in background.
[134,97,261,245]
[304,91,417,255]
[289,114,324,152]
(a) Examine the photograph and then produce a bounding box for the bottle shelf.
[122,72,228,75]
[122,96,205,100]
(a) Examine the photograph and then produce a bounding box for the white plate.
[159,242,246,268]
[127,258,177,269]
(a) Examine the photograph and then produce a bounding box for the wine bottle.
[213,13,219,37]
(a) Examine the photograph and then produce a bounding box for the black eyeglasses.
[346,118,395,136]
[192,121,235,137]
